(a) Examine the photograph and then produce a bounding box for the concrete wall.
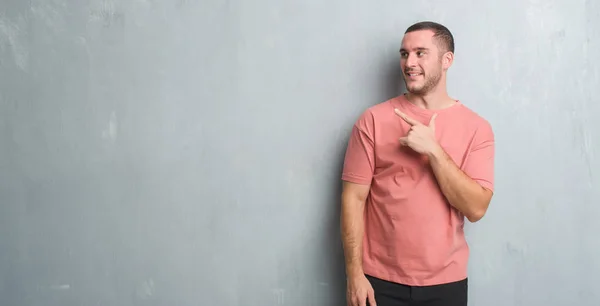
[1,0,599,305]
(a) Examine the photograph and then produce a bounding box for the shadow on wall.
[320,42,405,305]
[381,53,406,100]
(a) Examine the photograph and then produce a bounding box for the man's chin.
[406,85,424,94]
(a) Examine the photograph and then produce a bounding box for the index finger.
[394,108,420,126]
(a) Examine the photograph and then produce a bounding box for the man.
[340,21,495,306]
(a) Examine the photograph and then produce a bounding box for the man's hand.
[346,274,376,306]
[394,108,441,156]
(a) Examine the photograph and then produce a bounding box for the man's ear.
[442,51,454,70]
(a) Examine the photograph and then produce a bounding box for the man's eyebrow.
[399,47,430,52]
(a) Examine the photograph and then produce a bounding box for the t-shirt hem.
[341,174,371,185]
[362,265,468,287]
[475,179,494,192]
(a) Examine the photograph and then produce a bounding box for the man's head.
[399,21,454,95]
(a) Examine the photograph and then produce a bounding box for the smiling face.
[399,29,452,95]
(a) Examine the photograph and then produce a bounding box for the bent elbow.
[466,210,485,222]
[466,189,493,222]
[465,205,488,222]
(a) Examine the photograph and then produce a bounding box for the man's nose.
[406,54,418,67]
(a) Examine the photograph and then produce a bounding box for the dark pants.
[366,274,468,306]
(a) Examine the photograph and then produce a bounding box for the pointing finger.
[394,108,420,126]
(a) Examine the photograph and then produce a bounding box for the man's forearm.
[427,146,492,222]
[340,194,365,277]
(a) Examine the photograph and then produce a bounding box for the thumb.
[399,136,409,146]
[429,113,438,130]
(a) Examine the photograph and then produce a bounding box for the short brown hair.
[405,21,455,53]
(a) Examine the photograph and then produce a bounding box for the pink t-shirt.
[342,94,495,286]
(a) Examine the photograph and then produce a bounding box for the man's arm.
[427,147,493,222]
[394,108,495,222]
[340,181,370,277]
[340,114,378,306]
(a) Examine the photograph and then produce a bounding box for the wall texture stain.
[0,0,599,305]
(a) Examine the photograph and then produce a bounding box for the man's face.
[399,30,449,95]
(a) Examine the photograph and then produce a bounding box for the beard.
[404,67,442,95]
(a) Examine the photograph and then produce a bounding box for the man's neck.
[405,90,456,111]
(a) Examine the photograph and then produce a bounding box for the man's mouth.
[406,72,422,78]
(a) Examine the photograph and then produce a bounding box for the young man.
[340,21,495,306]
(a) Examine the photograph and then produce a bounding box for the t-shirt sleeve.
[341,112,376,185]
[463,120,495,192]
